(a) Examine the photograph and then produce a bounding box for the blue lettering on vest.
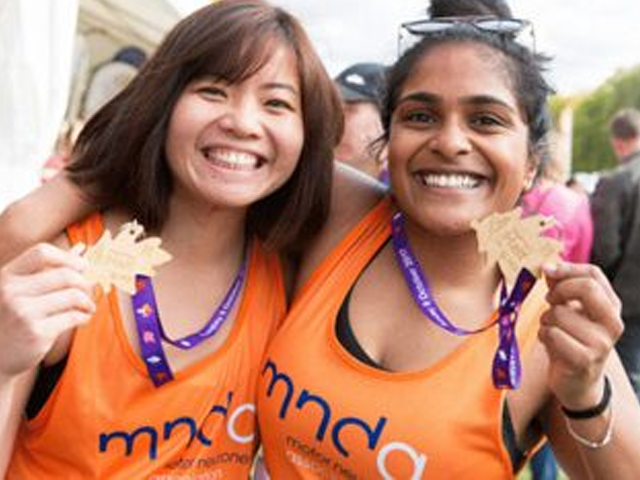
[98,391,244,460]
[332,416,387,457]
[261,358,389,458]
[262,359,294,419]
[296,389,331,441]
[99,426,159,460]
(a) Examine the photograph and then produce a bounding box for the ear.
[523,156,539,191]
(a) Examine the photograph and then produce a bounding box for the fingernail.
[542,263,558,275]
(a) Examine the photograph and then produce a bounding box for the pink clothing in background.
[522,183,593,263]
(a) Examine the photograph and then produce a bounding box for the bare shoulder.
[295,162,386,290]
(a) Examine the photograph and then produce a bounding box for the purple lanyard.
[131,260,247,387]
[391,212,536,389]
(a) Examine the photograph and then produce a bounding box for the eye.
[264,97,297,112]
[265,97,296,113]
[396,107,438,127]
[470,112,506,130]
[406,110,436,123]
[195,83,227,99]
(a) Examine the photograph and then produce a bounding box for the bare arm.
[294,162,386,292]
[0,174,92,265]
[539,262,640,479]
[547,354,640,480]
[0,371,37,475]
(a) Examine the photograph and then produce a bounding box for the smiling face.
[388,41,536,237]
[165,44,304,211]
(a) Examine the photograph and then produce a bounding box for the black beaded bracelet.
[561,376,612,420]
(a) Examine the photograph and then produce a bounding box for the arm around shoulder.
[0,174,92,265]
[295,162,386,290]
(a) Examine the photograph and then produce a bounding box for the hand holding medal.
[0,243,95,379]
[539,261,624,411]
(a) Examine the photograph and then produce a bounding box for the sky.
[260,0,640,96]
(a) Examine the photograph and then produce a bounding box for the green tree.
[571,65,640,172]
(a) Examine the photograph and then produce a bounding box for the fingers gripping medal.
[472,208,562,388]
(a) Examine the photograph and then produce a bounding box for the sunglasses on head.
[398,16,536,56]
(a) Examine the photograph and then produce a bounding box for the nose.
[217,100,262,139]
[427,119,471,159]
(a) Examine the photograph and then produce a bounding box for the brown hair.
[610,108,640,141]
[68,0,343,254]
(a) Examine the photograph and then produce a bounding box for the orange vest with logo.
[8,213,286,479]
[257,198,547,479]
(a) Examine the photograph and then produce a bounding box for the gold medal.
[472,207,562,288]
[80,221,172,294]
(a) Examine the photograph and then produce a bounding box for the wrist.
[561,376,612,420]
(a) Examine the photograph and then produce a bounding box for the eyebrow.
[195,76,299,96]
[262,82,299,96]
[396,92,517,113]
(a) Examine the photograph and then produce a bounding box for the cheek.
[164,101,193,163]
[277,120,305,175]
[387,127,416,173]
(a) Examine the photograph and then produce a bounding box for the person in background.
[334,62,387,181]
[0,1,344,477]
[591,107,640,399]
[81,45,147,121]
[566,175,590,196]
[522,154,593,265]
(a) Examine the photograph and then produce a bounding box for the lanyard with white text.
[391,211,536,388]
[132,260,247,387]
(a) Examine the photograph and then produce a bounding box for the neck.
[158,197,248,267]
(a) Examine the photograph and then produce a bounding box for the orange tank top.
[257,198,548,479]
[8,213,286,479]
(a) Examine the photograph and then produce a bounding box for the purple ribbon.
[492,268,536,389]
[132,260,247,387]
[391,212,536,389]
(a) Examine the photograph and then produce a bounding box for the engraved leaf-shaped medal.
[472,207,562,287]
[83,221,172,294]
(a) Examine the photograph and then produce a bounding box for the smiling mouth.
[201,147,265,171]
[417,172,483,189]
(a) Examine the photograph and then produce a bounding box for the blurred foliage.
[562,65,640,172]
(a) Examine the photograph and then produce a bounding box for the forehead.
[253,44,299,80]
[193,36,299,86]
[401,42,519,109]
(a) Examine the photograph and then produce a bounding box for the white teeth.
[420,173,481,189]
[203,148,259,170]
